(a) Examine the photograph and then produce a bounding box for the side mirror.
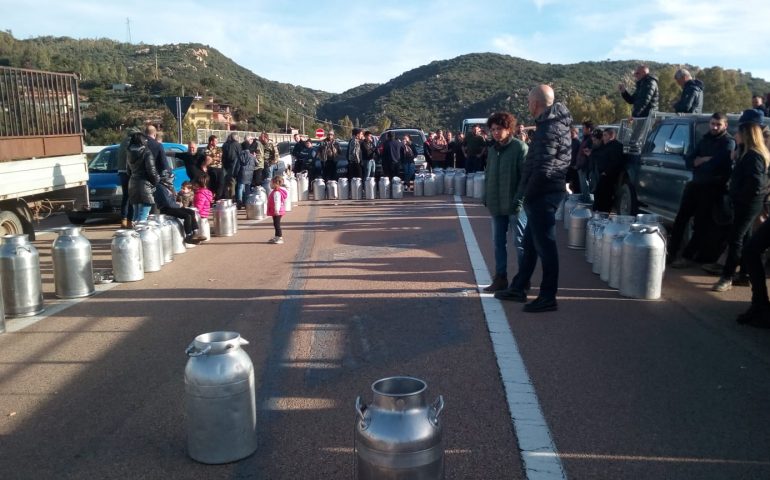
[664,140,684,155]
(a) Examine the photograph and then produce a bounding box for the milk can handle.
[15,246,32,255]
[429,395,445,426]
[185,343,211,357]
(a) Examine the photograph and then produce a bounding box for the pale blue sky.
[3,0,769,93]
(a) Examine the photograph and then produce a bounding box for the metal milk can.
[167,217,188,255]
[327,180,339,200]
[453,170,466,196]
[133,223,163,273]
[185,331,257,464]
[465,172,475,198]
[355,376,445,480]
[473,172,485,200]
[339,177,350,200]
[227,200,238,235]
[0,281,5,333]
[562,194,581,230]
[434,170,445,195]
[391,177,404,199]
[351,177,363,200]
[314,178,326,200]
[213,201,235,237]
[585,212,609,263]
[52,226,95,299]
[199,218,211,242]
[298,171,310,201]
[443,170,454,195]
[591,216,611,275]
[150,214,175,263]
[284,183,293,213]
[636,213,667,242]
[144,218,166,265]
[424,174,437,197]
[414,175,424,196]
[365,178,376,200]
[567,202,593,249]
[609,231,629,289]
[245,193,260,220]
[378,177,391,199]
[255,187,268,218]
[620,224,666,300]
[188,207,202,232]
[600,215,635,283]
[111,229,144,282]
[0,234,44,317]
[288,174,299,204]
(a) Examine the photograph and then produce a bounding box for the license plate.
[89,201,103,209]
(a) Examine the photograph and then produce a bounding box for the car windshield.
[88,148,117,172]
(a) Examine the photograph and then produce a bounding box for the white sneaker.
[268,236,277,244]
[274,236,284,244]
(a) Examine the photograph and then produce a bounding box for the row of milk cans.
[558,193,667,299]
[414,169,486,198]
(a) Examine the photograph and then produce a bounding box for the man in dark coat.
[673,69,704,114]
[221,132,242,200]
[496,85,572,313]
[586,128,625,212]
[619,65,659,117]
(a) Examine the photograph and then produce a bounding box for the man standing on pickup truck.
[673,69,704,114]
[669,113,735,268]
[495,85,572,313]
[618,65,659,118]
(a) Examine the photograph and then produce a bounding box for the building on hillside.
[185,96,235,130]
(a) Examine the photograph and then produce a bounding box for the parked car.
[67,142,189,224]
[379,128,427,169]
[616,113,739,223]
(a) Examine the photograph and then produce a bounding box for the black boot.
[483,275,508,293]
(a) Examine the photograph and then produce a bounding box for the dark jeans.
[160,206,198,236]
[348,162,363,179]
[118,172,133,220]
[744,218,770,305]
[492,212,527,278]
[209,167,225,199]
[273,215,283,237]
[668,182,722,261]
[722,199,764,278]
[511,192,565,299]
[592,173,619,213]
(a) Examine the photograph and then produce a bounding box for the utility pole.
[285,108,289,133]
[154,50,159,80]
[257,95,260,115]
[126,18,132,44]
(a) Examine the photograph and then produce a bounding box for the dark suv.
[615,113,739,223]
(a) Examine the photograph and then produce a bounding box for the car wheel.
[615,179,638,216]
[0,210,24,236]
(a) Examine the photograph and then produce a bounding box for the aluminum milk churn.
[378,177,391,199]
[339,177,350,200]
[227,200,238,234]
[0,282,5,333]
[391,177,404,199]
[150,214,174,263]
[144,218,166,265]
[314,178,326,200]
[189,207,202,232]
[562,193,581,229]
[636,213,667,241]
[0,234,44,317]
[414,175,424,196]
[424,174,437,197]
[567,202,593,249]
[213,201,235,237]
[52,226,95,299]
[473,172,485,200]
[591,216,610,275]
[327,180,339,200]
[465,172,475,198]
[298,171,310,201]
[586,212,609,263]
[365,177,376,200]
[609,231,629,289]
[245,193,260,220]
[168,217,188,255]
[355,376,444,480]
[351,177,363,200]
[288,175,299,204]
[600,215,635,282]
[111,229,144,282]
[185,331,257,464]
[284,183,293,213]
[133,223,163,273]
[434,170,445,195]
[443,170,454,195]
[453,170,466,196]
[620,224,666,300]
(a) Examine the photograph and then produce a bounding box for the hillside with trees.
[1,32,768,143]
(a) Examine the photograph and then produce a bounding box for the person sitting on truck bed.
[586,128,625,213]
[673,69,704,114]
[618,65,659,118]
[126,133,160,223]
[668,113,734,268]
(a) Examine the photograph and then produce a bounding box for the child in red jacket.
[192,173,214,218]
[267,175,288,244]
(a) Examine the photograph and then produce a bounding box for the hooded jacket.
[127,140,160,205]
[517,102,573,201]
[622,74,660,117]
[674,79,704,114]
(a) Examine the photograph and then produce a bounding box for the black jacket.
[592,139,625,178]
[146,136,170,176]
[127,143,160,205]
[622,74,660,117]
[674,79,704,114]
[221,138,242,175]
[518,102,573,201]
[729,150,768,206]
[685,131,734,185]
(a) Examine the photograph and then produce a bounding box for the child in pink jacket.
[266,175,288,244]
[192,173,214,218]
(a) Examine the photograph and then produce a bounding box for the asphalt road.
[1,196,769,480]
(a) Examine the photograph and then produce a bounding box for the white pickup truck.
[0,66,89,239]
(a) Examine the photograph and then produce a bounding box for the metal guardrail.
[196,129,293,145]
[0,66,82,137]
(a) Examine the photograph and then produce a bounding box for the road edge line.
[454,195,567,480]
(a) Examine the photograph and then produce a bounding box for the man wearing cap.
[618,65,659,117]
[673,68,704,114]
[347,128,363,179]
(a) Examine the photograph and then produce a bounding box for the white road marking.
[454,196,567,480]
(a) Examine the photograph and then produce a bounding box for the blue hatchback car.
[67,142,189,224]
